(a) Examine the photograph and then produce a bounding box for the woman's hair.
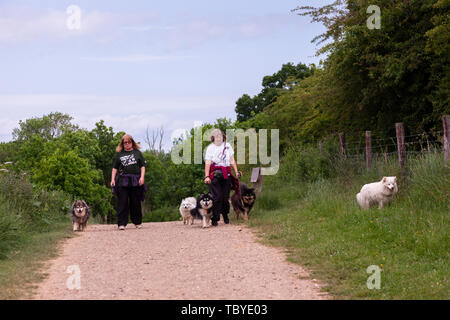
[116,134,141,152]
[210,128,226,142]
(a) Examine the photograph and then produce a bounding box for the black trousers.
[116,186,142,226]
[209,177,231,222]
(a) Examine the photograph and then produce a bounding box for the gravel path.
[33,221,328,300]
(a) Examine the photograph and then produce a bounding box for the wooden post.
[443,115,450,166]
[396,122,406,169]
[318,140,323,153]
[365,131,372,170]
[251,167,264,193]
[339,132,346,157]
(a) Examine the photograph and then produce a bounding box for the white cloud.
[80,54,193,62]
[122,25,176,32]
[0,6,118,44]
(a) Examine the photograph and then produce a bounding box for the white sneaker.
[119,225,125,230]
[135,224,142,229]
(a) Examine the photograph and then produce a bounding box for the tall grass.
[0,172,72,259]
[244,147,449,299]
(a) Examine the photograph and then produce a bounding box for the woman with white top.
[204,128,240,226]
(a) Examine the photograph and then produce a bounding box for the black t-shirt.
[112,149,146,175]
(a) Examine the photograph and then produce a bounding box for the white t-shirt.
[204,142,234,166]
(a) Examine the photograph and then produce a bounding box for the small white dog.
[179,197,197,225]
[356,176,398,209]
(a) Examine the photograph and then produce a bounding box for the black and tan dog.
[231,183,256,221]
[71,200,91,232]
[190,193,214,228]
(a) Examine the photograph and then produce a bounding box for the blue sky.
[0,0,330,149]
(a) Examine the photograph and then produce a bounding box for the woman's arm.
[204,160,212,184]
[111,168,117,187]
[139,166,145,186]
[230,155,239,177]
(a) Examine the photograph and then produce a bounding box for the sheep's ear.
[382,177,387,183]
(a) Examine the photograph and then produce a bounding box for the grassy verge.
[0,172,74,299]
[236,153,449,299]
[0,218,74,299]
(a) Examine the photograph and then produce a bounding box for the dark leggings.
[116,186,142,226]
[209,177,231,222]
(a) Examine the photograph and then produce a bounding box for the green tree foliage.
[0,142,16,164]
[240,0,450,148]
[289,0,450,138]
[235,62,315,121]
[90,120,125,186]
[8,113,120,219]
[12,112,78,142]
[425,0,450,117]
[15,134,48,172]
[32,148,112,219]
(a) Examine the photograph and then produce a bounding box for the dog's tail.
[356,193,362,207]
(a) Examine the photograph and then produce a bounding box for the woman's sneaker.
[135,224,142,229]
[118,225,125,230]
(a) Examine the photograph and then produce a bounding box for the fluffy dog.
[190,193,214,228]
[231,183,256,221]
[356,176,398,209]
[71,200,91,231]
[179,197,197,225]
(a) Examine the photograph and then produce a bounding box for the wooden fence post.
[318,140,323,153]
[443,115,450,166]
[396,122,406,169]
[366,131,372,170]
[251,167,264,193]
[339,132,346,157]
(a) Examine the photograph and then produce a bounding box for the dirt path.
[33,221,328,300]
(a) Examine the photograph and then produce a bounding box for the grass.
[142,206,180,222]
[236,152,449,299]
[0,218,74,299]
[0,172,74,299]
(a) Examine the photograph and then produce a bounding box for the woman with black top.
[111,134,147,230]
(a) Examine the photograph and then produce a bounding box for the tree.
[32,148,112,218]
[235,62,315,121]
[286,0,449,138]
[425,0,450,121]
[12,112,78,142]
[144,125,165,156]
[90,120,125,186]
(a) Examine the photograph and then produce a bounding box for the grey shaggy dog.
[71,200,91,232]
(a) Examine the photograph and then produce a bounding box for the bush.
[32,148,112,219]
[277,143,335,183]
[142,206,180,222]
[0,172,72,259]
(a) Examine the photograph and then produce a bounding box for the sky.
[0,0,330,150]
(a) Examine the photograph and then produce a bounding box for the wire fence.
[316,116,449,169]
